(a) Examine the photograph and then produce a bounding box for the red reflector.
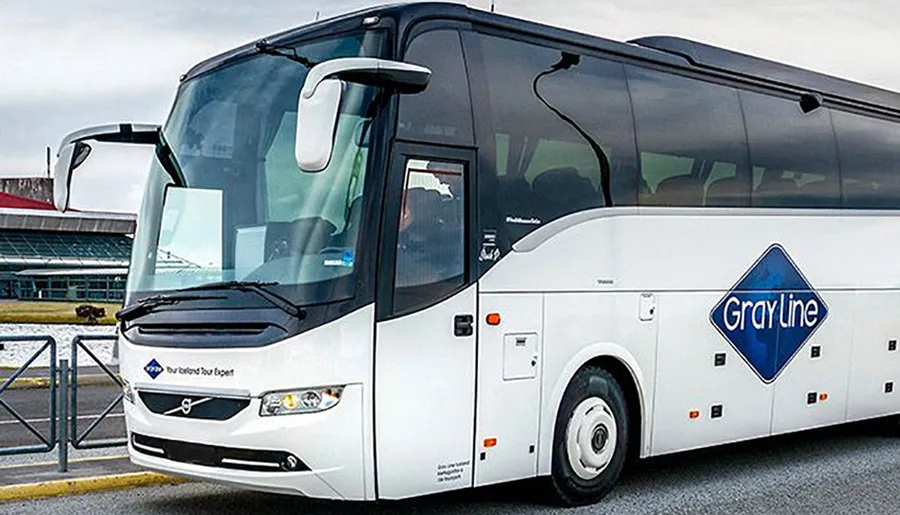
[484,438,497,448]
[819,393,828,401]
[486,313,501,326]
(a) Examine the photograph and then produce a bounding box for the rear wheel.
[547,366,629,506]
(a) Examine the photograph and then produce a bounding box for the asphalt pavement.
[5,420,900,515]
[0,383,124,449]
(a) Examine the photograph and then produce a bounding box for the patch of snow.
[0,324,117,368]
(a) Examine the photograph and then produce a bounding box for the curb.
[0,472,188,503]
[3,374,119,391]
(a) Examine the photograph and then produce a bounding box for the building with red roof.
[0,178,136,302]
[0,191,56,210]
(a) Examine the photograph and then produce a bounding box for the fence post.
[110,336,119,366]
[58,359,69,473]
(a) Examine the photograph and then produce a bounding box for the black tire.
[546,366,630,506]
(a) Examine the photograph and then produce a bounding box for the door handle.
[454,314,474,337]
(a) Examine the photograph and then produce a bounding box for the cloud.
[0,0,374,208]
[499,0,900,90]
[2,0,900,214]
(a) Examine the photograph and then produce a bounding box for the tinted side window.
[473,33,638,244]
[627,66,751,207]
[397,29,474,146]
[740,91,840,208]
[832,110,900,209]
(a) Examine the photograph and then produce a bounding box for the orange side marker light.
[819,392,828,401]
[689,410,701,420]
[486,313,501,326]
[484,438,497,448]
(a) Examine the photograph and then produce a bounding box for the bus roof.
[182,2,900,116]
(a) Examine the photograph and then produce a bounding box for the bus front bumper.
[124,383,367,500]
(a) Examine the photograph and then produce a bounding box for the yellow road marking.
[0,472,188,503]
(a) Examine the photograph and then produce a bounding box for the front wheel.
[547,366,630,506]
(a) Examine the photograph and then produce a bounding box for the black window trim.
[434,17,900,216]
[391,16,900,259]
[740,88,843,209]
[832,108,900,210]
[397,24,476,148]
[465,28,641,258]
[626,63,753,209]
[376,143,477,321]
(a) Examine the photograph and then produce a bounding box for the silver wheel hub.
[565,397,617,480]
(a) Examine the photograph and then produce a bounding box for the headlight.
[259,386,344,416]
[122,379,135,404]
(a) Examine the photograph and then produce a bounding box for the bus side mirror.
[296,57,432,173]
[52,123,161,212]
[54,141,92,211]
[296,78,343,173]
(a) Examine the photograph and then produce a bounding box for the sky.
[2,0,899,213]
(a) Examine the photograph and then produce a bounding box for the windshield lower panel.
[127,32,386,308]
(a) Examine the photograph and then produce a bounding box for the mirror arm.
[155,134,188,187]
[295,58,431,173]
[53,122,170,212]
[301,58,432,100]
[58,123,161,153]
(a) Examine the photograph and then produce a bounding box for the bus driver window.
[393,159,465,313]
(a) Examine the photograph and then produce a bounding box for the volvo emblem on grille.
[163,397,213,417]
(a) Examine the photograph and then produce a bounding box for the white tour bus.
[53,2,900,506]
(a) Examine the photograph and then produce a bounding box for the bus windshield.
[126,32,386,306]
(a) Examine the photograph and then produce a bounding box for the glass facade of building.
[0,229,133,302]
[13,273,126,302]
[0,230,132,263]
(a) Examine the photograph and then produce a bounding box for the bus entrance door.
[374,146,477,499]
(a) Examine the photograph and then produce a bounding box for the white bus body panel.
[539,294,657,469]
[651,291,773,453]
[474,293,543,486]
[481,207,900,472]
[770,292,854,435]
[848,292,900,421]
[121,305,377,501]
[374,285,476,499]
[122,206,900,500]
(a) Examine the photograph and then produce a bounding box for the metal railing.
[70,334,125,449]
[0,334,123,472]
[0,336,57,456]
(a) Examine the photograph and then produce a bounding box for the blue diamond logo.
[710,244,828,383]
[144,359,164,380]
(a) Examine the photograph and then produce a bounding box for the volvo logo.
[163,397,213,417]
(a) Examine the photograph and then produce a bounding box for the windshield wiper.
[116,293,226,323]
[117,282,304,324]
[176,281,306,320]
[255,40,317,68]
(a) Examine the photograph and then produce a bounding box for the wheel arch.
[582,355,643,468]
[538,343,649,476]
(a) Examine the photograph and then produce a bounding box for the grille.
[131,433,308,472]
[138,391,250,421]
